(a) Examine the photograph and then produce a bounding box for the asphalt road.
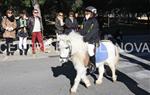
[0,52,149,95]
[0,34,150,95]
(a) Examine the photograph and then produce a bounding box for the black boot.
[6,52,10,56]
[88,55,96,74]
[24,49,28,55]
[6,45,10,56]
[19,49,23,55]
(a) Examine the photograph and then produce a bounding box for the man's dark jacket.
[64,18,78,34]
[28,16,43,33]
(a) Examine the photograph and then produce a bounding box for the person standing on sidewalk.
[28,9,44,54]
[64,11,78,34]
[17,10,28,55]
[55,12,64,35]
[55,12,64,50]
[2,9,17,56]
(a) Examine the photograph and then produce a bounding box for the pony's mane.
[68,32,83,42]
[67,32,87,53]
[59,32,87,53]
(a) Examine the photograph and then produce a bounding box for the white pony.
[58,32,119,93]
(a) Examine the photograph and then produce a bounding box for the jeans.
[19,37,27,50]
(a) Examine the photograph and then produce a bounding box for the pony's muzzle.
[59,58,68,63]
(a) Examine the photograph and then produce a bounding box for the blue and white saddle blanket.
[96,42,108,63]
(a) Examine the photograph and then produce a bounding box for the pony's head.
[58,32,88,63]
[58,34,71,63]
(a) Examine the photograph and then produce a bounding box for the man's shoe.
[19,49,23,55]
[32,51,36,54]
[40,49,45,53]
[6,52,10,56]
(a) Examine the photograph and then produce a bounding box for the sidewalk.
[0,37,150,93]
[0,39,59,62]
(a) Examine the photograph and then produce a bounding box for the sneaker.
[40,49,45,53]
[32,51,36,54]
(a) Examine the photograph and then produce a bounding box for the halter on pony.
[59,39,72,63]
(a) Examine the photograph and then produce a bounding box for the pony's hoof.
[70,92,76,95]
[70,88,77,93]
[86,83,91,88]
[96,80,102,85]
[113,75,117,82]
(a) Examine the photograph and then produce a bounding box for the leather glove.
[83,36,88,42]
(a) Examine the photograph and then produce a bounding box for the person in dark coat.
[55,12,64,35]
[80,6,100,74]
[64,11,78,34]
[55,12,65,50]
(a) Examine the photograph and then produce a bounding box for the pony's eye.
[65,47,69,49]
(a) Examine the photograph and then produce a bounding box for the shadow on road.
[116,70,149,95]
[120,54,150,70]
[89,65,149,95]
[51,61,149,95]
[131,52,150,61]
[51,61,76,87]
